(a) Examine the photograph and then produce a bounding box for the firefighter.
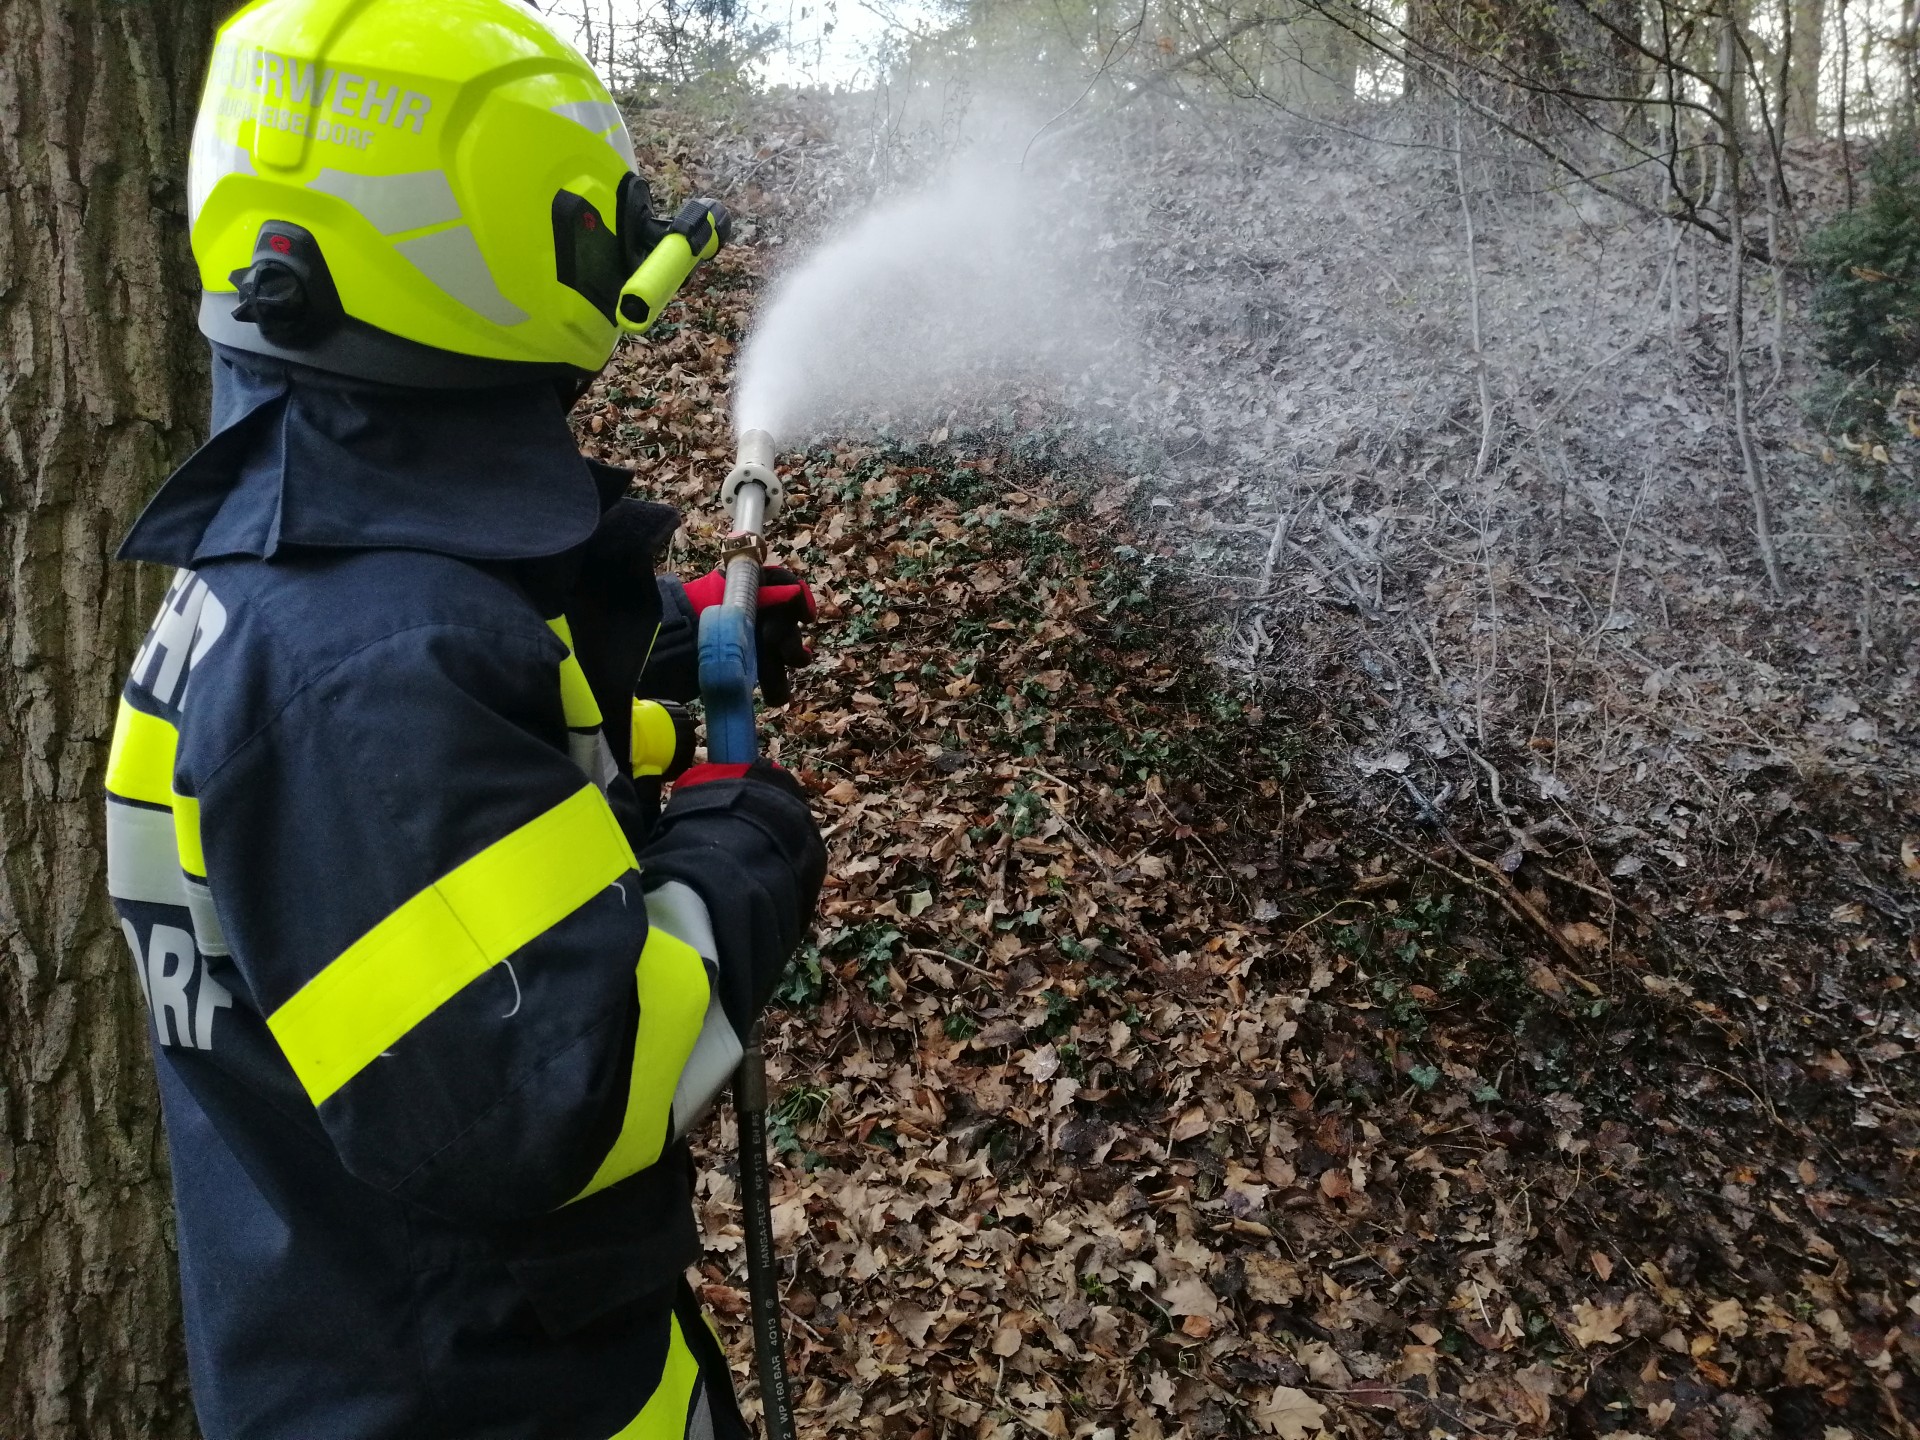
[102,1,824,1436]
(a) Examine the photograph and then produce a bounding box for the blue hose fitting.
[697,604,759,764]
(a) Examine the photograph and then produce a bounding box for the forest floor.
[574,100,1920,1440]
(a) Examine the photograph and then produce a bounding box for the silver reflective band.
[393,226,528,326]
[646,880,716,961]
[107,802,231,957]
[672,998,743,1142]
[687,1385,714,1440]
[183,878,231,958]
[647,882,741,1140]
[567,731,621,792]
[107,801,187,907]
[550,100,636,168]
[187,102,255,226]
[550,99,622,132]
[307,168,461,235]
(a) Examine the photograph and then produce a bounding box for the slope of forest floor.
[573,105,1920,1440]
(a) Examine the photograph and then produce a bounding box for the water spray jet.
[709,152,1126,1440]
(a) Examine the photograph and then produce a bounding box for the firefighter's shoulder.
[174,548,567,774]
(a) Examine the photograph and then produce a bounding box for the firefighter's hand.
[680,565,817,706]
[650,759,826,1026]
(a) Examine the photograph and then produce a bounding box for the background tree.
[545,0,780,95]
[0,1,224,1434]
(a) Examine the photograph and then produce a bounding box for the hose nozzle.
[722,428,783,526]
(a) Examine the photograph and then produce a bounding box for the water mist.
[731,164,1131,447]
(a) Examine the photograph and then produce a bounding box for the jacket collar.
[119,347,621,567]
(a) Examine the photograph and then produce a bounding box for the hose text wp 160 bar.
[698,428,797,1440]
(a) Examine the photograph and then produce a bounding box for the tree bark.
[1786,0,1824,136]
[1,1,223,1435]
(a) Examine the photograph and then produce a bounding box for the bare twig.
[1715,16,1788,599]
[1453,103,1498,485]
[1256,504,1294,597]
[1592,468,1656,643]
[1020,1,1148,171]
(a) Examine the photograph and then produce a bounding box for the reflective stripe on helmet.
[267,783,636,1106]
[306,167,461,235]
[392,225,528,325]
[551,100,636,168]
[188,114,256,227]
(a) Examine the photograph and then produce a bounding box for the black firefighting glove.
[636,759,825,1036]
[640,565,817,707]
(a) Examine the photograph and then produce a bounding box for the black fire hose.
[734,1021,796,1440]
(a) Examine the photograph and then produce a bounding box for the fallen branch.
[1377,830,1595,973]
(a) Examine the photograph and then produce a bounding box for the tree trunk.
[1256,4,1360,106]
[1786,0,1825,135]
[1403,0,1569,106]
[1,1,223,1435]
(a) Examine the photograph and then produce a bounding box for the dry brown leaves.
[566,111,1920,1440]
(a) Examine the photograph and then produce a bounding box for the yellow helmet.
[189,0,727,387]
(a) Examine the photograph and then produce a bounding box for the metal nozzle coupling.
[721,428,784,527]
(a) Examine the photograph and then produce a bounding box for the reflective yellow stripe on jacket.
[267,784,636,1106]
[546,615,603,729]
[610,1311,710,1439]
[572,914,711,1201]
[549,614,621,788]
[106,699,207,876]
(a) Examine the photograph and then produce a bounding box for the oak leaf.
[1160,1273,1221,1320]
[1252,1385,1327,1438]
[1562,921,1609,953]
[1706,1297,1748,1337]
[1243,1253,1304,1304]
[1571,1300,1627,1347]
[1170,1106,1209,1142]
[1297,1339,1353,1386]
[894,1307,939,1347]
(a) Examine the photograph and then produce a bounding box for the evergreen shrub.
[1808,134,1920,438]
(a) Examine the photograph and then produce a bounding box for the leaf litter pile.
[574,117,1920,1440]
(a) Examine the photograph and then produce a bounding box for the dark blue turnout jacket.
[104,349,819,1440]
